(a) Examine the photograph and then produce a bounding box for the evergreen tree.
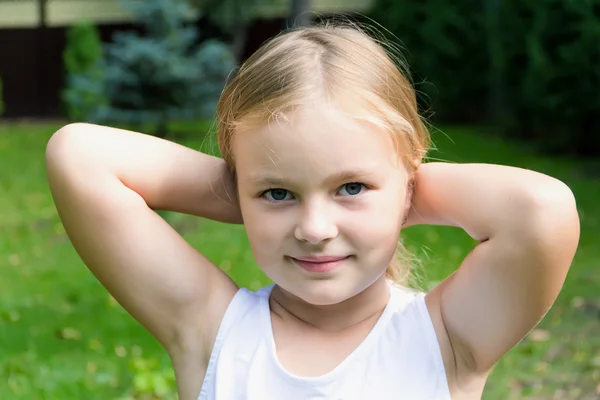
[96,0,236,137]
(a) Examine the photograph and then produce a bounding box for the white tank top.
[197,282,451,400]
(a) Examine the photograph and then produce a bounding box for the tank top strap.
[198,287,263,399]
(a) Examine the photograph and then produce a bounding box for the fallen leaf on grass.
[87,362,97,374]
[528,329,550,342]
[546,344,563,362]
[571,296,585,309]
[508,377,522,390]
[115,345,127,357]
[131,345,143,357]
[8,254,20,266]
[574,351,587,363]
[535,361,548,372]
[58,301,74,314]
[56,327,82,340]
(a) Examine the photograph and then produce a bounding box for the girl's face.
[233,102,410,306]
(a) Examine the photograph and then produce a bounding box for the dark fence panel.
[0,23,140,119]
[0,19,284,120]
[0,27,49,118]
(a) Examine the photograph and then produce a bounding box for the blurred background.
[0,0,598,399]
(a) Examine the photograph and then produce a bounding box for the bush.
[92,0,236,137]
[369,0,600,156]
[496,0,600,155]
[61,22,107,122]
[369,0,488,124]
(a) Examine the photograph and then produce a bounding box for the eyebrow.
[249,169,375,187]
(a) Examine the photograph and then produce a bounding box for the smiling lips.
[291,255,350,273]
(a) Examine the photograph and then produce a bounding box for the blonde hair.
[216,20,430,286]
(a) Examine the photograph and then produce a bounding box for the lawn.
[0,121,598,399]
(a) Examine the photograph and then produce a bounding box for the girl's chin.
[283,282,362,306]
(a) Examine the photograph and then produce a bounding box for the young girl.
[45,22,580,400]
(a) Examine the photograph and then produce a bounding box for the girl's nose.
[294,200,338,244]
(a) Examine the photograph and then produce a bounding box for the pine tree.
[96,0,235,137]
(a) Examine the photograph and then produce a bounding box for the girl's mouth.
[290,255,350,273]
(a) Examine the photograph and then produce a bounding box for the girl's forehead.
[233,104,404,179]
[236,104,394,155]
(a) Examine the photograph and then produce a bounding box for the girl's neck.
[269,275,390,333]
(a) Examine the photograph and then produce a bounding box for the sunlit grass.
[0,121,598,399]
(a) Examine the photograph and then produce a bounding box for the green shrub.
[63,21,103,75]
[369,0,487,124]
[369,0,600,156]
[496,0,600,155]
[61,21,107,122]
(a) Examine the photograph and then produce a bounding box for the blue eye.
[338,183,365,196]
[264,189,293,202]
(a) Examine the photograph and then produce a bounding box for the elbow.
[522,178,580,256]
[46,123,93,171]
[46,123,87,158]
[526,177,578,219]
[529,176,579,222]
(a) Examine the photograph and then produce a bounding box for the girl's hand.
[408,163,579,381]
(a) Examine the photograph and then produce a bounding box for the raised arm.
[405,163,580,375]
[45,123,241,357]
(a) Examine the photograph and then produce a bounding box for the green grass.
[0,121,598,399]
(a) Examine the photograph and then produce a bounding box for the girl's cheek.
[248,208,290,235]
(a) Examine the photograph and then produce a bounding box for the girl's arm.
[405,163,579,375]
[45,123,240,364]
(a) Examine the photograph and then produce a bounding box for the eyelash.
[260,182,369,203]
